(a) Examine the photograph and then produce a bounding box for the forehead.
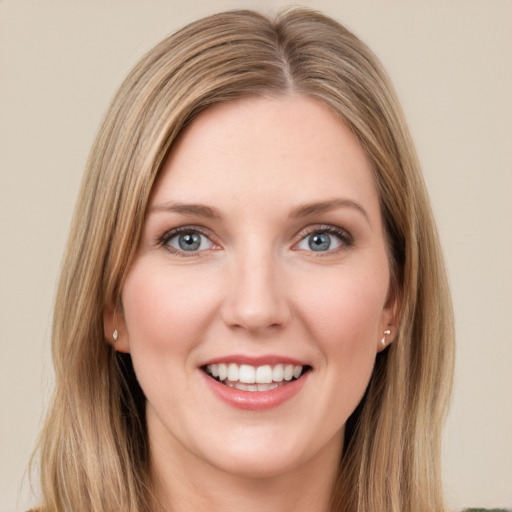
[152,94,378,216]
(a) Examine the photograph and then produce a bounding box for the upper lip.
[200,354,310,367]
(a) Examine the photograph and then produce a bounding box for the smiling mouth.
[202,363,312,392]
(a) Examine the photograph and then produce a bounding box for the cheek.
[300,263,389,418]
[297,258,389,402]
[120,261,225,422]
[279,263,390,445]
[121,261,220,365]
[296,260,389,360]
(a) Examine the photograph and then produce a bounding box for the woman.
[34,8,455,512]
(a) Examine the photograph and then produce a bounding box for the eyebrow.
[289,198,370,223]
[148,198,370,223]
[148,202,222,219]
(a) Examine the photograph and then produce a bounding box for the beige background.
[1,1,511,511]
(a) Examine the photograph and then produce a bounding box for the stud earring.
[381,329,391,346]
[112,329,118,342]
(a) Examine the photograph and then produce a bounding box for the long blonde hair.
[36,8,454,512]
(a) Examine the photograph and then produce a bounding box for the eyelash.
[158,225,217,257]
[158,224,353,256]
[295,224,353,255]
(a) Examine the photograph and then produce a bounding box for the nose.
[220,247,291,333]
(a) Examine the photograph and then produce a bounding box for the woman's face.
[111,95,396,480]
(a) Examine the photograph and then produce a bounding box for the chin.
[209,447,306,480]
[198,426,342,481]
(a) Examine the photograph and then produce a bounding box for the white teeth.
[227,363,239,382]
[239,364,256,384]
[255,365,272,383]
[218,363,228,381]
[257,382,279,391]
[283,365,294,381]
[205,362,305,385]
[272,364,284,382]
[224,381,280,392]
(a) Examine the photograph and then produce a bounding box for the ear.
[103,303,130,353]
[376,282,401,353]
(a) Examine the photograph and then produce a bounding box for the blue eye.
[308,233,331,251]
[165,230,214,253]
[296,229,346,252]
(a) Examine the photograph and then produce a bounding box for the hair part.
[35,8,454,512]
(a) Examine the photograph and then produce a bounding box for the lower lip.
[202,372,309,411]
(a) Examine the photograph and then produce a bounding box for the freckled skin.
[110,95,396,507]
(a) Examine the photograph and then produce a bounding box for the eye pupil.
[308,233,331,251]
[178,233,201,251]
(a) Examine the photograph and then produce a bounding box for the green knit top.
[464,509,511,511]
